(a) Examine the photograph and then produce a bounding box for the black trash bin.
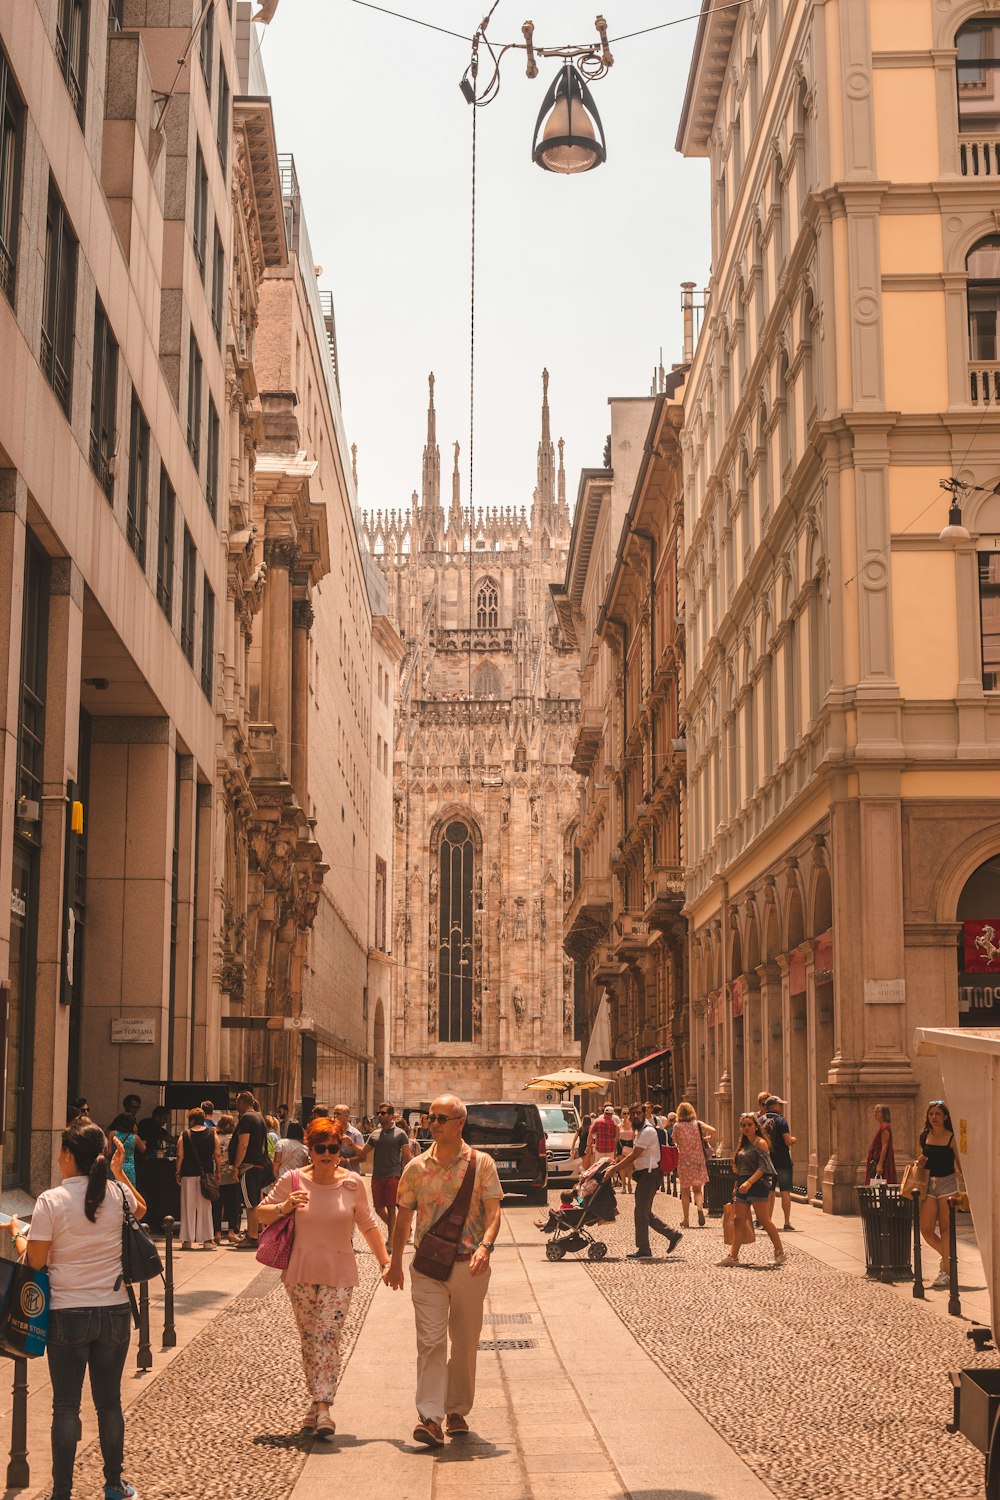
[856,1184,912,1281]
[704,1157,736,1217]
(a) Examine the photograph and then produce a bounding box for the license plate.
[496,1159,516,1169]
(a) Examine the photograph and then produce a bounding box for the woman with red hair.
[257,1117,390,1438]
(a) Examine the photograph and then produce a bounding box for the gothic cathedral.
[363,373,582,1103]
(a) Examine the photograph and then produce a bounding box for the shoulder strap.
[427,1151,478,1244]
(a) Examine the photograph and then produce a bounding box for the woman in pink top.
[258,1118,390,1439]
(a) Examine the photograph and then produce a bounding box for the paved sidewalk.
[288,1210,773,1500]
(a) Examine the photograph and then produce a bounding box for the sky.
[256,0,713,517]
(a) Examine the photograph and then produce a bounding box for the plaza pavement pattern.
[20,1195,998,1500]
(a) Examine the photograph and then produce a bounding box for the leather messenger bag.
[411,1150,479,1282]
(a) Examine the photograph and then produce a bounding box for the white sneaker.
[932,1270,950,1288]
[717,1255,738,1267]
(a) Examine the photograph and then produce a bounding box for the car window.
[463,1105,529,1145]
[540,1107,577,1133]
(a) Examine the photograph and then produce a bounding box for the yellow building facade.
[678,0,1000,1210]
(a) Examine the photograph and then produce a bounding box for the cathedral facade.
[362,374,582,1104]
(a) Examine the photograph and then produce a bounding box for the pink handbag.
[255,1170,300,1269]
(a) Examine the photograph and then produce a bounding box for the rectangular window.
[0,44,25,305]
[17,538,49,813]
[156,468,175,621]
[200,576,215,698]
[375,856,387,950]
[199,0,214,99]
[180,526,196,664]
[979,552,1000,689]
[56,0,88,123]
[89,297,118,500]
[126,394,149,566]
[211,222,224,340]
[41,178,77,413]
[206,397,220,520]
[187,331,202,466]
[957,20,1000,134]
[192,143,208,281]
[216,59,229,172]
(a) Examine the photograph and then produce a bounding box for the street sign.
[264,1016,315,1032]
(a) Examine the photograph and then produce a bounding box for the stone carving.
[512,985,526,1025]
[501,788,511,826]
[429,867,438,899]
[496,898,506,944]
[513,897,527,941]
[564,867,573,903]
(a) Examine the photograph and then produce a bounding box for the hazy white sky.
[257,0,712,516]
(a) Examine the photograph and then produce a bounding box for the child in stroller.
[535,1160,619,1260]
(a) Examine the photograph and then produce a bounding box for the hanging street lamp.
[531,61,607,174]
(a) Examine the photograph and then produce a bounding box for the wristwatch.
[481,1241,494,1254]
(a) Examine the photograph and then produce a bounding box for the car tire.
[526,1185,549,1206]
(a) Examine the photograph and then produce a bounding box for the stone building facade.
[363,374,581,1104]
[559,391,688,1109]
[0,0,387,1194]
[677,0,1000,1209]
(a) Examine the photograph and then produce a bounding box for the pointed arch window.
[476,577,499,628]
[438,819,476,1042]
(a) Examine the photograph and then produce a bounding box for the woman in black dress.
[176,1108,221,1250]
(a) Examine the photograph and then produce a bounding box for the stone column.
[291,593,313,809]
[30,558,83,1192]
[264,537,295,778]
[743,972,763,1112]
[191,783,214,1077]
[82,718,175,1128]
[757,961,783,1095]
[170,756,197,1079]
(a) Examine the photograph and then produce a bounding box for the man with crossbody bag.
[388,1094,503,1449]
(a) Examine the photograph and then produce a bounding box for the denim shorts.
[734,1185,770,1204]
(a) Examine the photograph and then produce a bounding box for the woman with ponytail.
[4,1121,145,1500]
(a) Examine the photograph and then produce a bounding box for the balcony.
[593,941,627,985]
[970,363,1000,406]
[571,704,603,774]
[610,910,653,961]
[960,136,1000,178]
[644,864,686,931]
[563,875,612,961]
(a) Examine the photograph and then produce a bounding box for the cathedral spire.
[557,436,566,512]
[421,371,442,546]
[351,442,358,494]
[534,367,555,525]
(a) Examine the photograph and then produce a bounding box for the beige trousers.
[410,1259,490,1422]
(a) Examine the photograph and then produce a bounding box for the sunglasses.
[310,1141,341,1155]
[377,1109,392,1115]
[428,1113,460,1125]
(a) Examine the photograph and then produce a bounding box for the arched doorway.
[956,854,1000,1026]
[373,999,386,1108]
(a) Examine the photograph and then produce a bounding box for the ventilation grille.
[478,1338,537,1351]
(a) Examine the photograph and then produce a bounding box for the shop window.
[126,394,149,567]
[0,44,24,305]
[89,297,118,500]
[438,819,476,1042]
[56,0,88,123]
[41,178,77,413]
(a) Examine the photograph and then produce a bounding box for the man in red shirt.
[589,1105,620,1164]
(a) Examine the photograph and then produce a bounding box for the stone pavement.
[3,1193,995,1500]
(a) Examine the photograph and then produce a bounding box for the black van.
[462,1101,548,1202]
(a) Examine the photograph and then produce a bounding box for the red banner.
[963,920,1000,973]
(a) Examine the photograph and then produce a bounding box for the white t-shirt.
[29,1176,137,1310]
[632,1123,661,1173]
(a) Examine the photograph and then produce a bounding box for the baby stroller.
[538,1160,618,1261]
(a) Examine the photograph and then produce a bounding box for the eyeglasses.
[310,1141,341,1155]
[427,1113,460,1125]
[377,1109,392,1115]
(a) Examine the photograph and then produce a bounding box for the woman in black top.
[176,1108,221,1250]
[718,1113,785,1268]
[917,1100,964,1289]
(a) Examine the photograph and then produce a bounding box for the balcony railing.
[970,363,1000,405]
[960,136,1000,177]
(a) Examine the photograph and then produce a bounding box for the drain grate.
[478,1338,537,1351]
[483,1313,533,1324]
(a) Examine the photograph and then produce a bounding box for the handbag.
[219,1163,238,1186]
[116,1185,164,1326]
[0,1264,50,1359]
[186,1132,220,1202]
[721,1204,756,1248]
[697,1122,713,1166]
[256,1170,300,1270]
[900,1161,929,1200]
[411,1151,478,1282]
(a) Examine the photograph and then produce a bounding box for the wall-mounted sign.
[110,1018,156,1045]
[864,978,906,1004]
[963,920,1000,973]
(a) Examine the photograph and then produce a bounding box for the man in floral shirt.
[388,1094,503,1448]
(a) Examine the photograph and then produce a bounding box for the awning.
[617,1045,671,1078]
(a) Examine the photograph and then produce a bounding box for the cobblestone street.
[14,1197,997,1500]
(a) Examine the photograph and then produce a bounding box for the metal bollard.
[162,1216,176,1348]
[948,1198,962,1318]
[912,1190,925,1298]
[137,1281,152,1370]
[6,1356,29,1488]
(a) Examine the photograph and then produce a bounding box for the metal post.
[948,1197,962,1318]
[6,1356,29,1488]
[912,1190,925,1298]
[162,1216,176,1348]
[137,1281,152,1370]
